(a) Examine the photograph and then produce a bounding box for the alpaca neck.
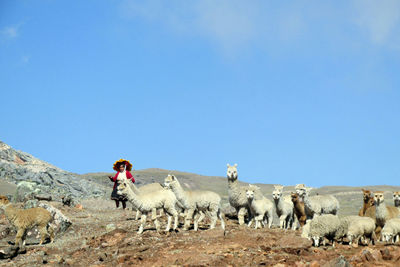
[3,204,18,223]
[375,201,387,221]
[123,186,143,209]
[227,177,239,191]
[130,183,140,194]
[362,199,372,213]
[170,180,189,208]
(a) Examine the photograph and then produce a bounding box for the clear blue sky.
[1,1,400,186]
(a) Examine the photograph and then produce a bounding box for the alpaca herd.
[116,163,400,249]
[1,163,400,251]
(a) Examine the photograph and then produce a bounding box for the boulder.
[14,181,40,202]
[38,203,72,234]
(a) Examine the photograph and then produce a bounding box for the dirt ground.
[1,200,400,267]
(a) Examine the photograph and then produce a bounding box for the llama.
[226,164,254,225]
[295,184,339,219]
[365,191,400,239]
[163,174,225,231]
[246,185,274,229]
[0,195,54,248]
[291,192,306,227]
[117,181,179,234]
[358,189,374,216]
[272,185,295,229]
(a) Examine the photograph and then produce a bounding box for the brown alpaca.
[365,191,400,239]
[358,189,374,216]
[291,192,306,227]
[0,195,54,248]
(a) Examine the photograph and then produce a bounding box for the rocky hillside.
[0,141,105,199]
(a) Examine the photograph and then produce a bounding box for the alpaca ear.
[234,163,237,167]
[227,164,230,167]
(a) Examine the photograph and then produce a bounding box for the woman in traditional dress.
[108,159,135,209]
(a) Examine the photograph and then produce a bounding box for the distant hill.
[0,141,105,198]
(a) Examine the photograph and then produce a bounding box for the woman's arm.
[126,171,135,183]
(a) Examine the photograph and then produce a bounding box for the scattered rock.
[323,255,351,267]
[0,246,20,259]
[75,204,83,210]
[38,203,72,234]
[106,224,116,232]
[23,199,38,209]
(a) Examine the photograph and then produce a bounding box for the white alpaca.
[382,218,400,243]
[295,184,339,219]
[131,183,165,220]
[117,181,179,234]
[272,185,296,230]
[227,164,259,225]
[346,217,376,246]
[164,174,225,231]
[246,185,274,229]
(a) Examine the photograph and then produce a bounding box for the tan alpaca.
[358,189,374,216]
[0,195,54,248]
[365,191,400,239]
[291,192,306,227]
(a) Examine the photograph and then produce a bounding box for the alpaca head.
[362,189,372,202]
[295,184,307,197]
[393,191,400,205]
[246,188,255,201]
[226,164,238,181]
[164,174,177,188]
[291,192,300,203]
[0,195,9,207]
[117,182,129,196]
[272,185,284,200]
[373,191,385,205]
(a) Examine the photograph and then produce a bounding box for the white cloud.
[118,0,400,54]
[2,25,19,39]
[353,0,400,45]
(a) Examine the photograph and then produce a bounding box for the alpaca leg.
[184,208,195,230]
[218,210,225,230]
[279,215,285,229]
[138,214,147,234]
[238,207,247,225]
[135,210,141,220]
[165,215,172,232]
[151,209,160,232]
[16,228,26,248]
[39,225,49,245]
[209,205,219,229]
[292,215,298,230]
[194,211,205,231]
[48,224,54,243]
[267,212,273,228]
[255,215,263,229]
[247,218,254,228]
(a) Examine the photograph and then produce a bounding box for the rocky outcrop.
[0,141,104,199]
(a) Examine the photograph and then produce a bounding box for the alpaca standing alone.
[226,164,252,225]
[0,195,54,248]
[117,181,179,234]
[164,174,225,231]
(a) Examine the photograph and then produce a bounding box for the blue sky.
[1,0,400,186]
